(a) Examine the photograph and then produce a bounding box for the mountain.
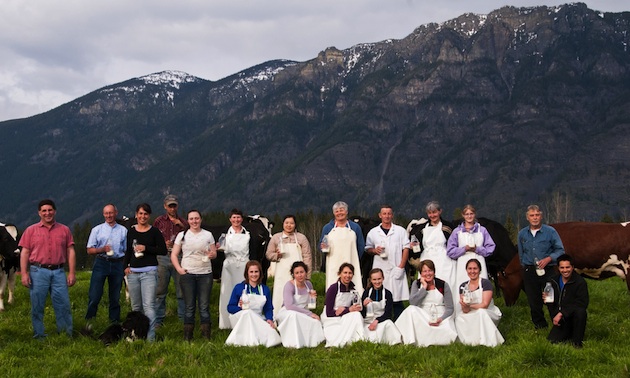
[1,3,630,227]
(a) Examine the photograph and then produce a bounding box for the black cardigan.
[124,225,167,269]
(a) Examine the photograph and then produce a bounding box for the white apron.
[325,225,363,293]
[454,229,488,291]
[226,288,281,347]
[321,283,365,347]
[363,288,402,345]
[455,284,504,347]
[219,230,250,329]
[395,288,457,346]
[370,227,410,301]
[276,282,324,348]
[420,223,456,293]
[272,234,303,316]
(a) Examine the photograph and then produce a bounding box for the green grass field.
[0,271,628,377]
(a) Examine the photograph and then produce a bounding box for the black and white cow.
[351,215,381,288]
[0,223,20,311]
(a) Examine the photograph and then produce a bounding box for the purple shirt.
[446,222,495,259]
[325,280,356,317]
[283,280,315,316]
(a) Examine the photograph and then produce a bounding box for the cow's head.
[351,215,380,239]
[247,215,273,238]
[496,254,523,306]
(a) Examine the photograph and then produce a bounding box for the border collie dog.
[99,311,150,345]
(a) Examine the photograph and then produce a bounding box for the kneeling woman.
[361,268,402,345]
[455,259,504,347]
[275,261,324,348]
[395,259,457,346]
[321,263,365,347]
[225,260,281,347]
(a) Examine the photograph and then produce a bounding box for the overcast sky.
[0,1,626,122]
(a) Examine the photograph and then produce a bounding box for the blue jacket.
[227,281,274,321]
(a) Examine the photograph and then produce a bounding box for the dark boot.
[200,323,211,340]
[184,324,194,342]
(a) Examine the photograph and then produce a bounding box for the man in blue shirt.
[517,205,565,329]
[84,204,128,332]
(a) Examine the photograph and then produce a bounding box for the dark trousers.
[85,257,125,322]
[522,265,554,328]
[548,308,587,347]
[393,301,404,321]
[156,255,185,324]
[179,273,213,325]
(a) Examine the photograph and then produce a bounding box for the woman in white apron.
[320,202,364,293]
[321,263,365,347]
[275,261,324,348]
[361,268,402,345]
[395,260,457,346]
[266,215,312,316]
[446,204,496,292]
[456,259,504,347]
[323,224,363,292]
[225,260,281,347]
[412,202,456,297]
[219,209,251,329]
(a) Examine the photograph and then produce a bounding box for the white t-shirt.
[175,229,215,275]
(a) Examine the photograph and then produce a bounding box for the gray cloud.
[0,0,626,121]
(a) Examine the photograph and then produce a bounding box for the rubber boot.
[184,324,194,342]
[200,323,211,340]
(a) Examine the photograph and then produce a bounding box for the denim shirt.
[517,224,565,266]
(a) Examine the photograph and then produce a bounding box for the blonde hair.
[461,204,476,215]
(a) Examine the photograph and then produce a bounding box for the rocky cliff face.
[1,3,629,226]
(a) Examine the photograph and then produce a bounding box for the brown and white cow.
[498,221,630,306]
[0,223,20,311]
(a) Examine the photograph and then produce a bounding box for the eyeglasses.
[168,204,178,208]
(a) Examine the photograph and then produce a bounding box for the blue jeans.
[127,270,158,341]
[156,255,184,324]
[85,257,125,322]
[29,266,73,338]
[179,273,213,325]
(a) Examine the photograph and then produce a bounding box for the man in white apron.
[319,201,364,292]
[365,205,410,320]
